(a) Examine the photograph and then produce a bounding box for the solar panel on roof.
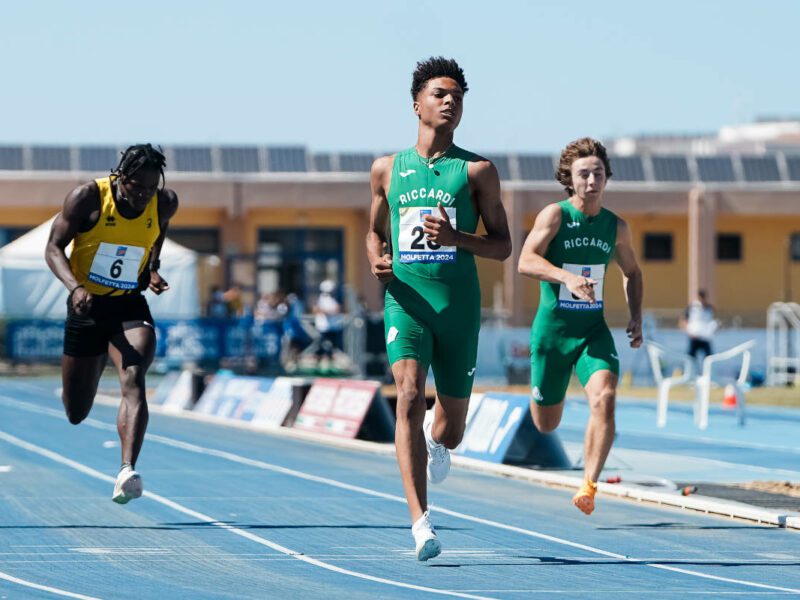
[32,146,71,171]
[220,147,260,173]
[609,156,645,181]
[484,154,511,180]
[786,156,800,181]
[79,147,119,172]
[741,156,781,182]
[172,147,213,172]
[0,146,23,170]
[651,156,690,182]
[267,147,307,172]
[696,157,735,182]
[312,154,332,172]
[517,155,555,181]
[338,153,373,172]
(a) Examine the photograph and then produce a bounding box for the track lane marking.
[0,429,493,600]
[3,396,800,594]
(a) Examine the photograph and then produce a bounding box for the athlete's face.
[414,77,463,131]
[570,156,607,201]
[119,167,160,211]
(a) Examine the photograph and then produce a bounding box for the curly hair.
[555,137,613,195]
[113,143,167,188]
[411,57,468,99]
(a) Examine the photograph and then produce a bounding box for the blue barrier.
[5,320,65,360]
[194,372,277,421]
[456,392,571,468]
[5,318,284,362]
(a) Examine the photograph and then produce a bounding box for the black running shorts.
[63,293,154,357]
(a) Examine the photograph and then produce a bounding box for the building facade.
[0,144,798,326]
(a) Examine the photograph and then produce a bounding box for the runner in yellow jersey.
[45,144,178,504]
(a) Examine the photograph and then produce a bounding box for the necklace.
[416,144,453,169]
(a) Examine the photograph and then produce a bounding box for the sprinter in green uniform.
[367,57,511,561]
[518,137,643,516]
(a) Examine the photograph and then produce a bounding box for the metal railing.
[766,302,800,386]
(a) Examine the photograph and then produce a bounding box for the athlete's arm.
[518,203,597,303]
[614,218,643,348]
[144,188,179,295]
[366,155,394,284]
[422,159,511,261]
[44,182,100,314]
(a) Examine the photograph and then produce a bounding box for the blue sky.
[1,0,795,152]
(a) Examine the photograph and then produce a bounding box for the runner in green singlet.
[518,138,643,516]
[366,57,511,561]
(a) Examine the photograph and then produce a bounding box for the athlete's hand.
[149,271,170,295]
[422,203,458,246]
[566,274,597,303]
[626,317,643,348]
[70,286,93,315]
[370,253,394,283]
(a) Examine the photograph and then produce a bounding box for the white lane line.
[0,570,101,600]
[3,397,800,594]
[624,428,800,455]
[120,432,800,593]
[0,430,493,600]
[8,394,800,484]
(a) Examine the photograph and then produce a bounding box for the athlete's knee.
[439,427,465,449]
[530,405,562,433]
[588,388,616,421]
[396,375,424,404]
[66,411,87,425]
[395,390,426,425]
[533,414,560,433]
[119,365,146,394]
[63,397,91,425]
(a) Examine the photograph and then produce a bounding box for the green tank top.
[387,145,479,283]
[534,200,618,334]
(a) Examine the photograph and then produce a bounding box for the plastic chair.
[694,340,755,430]
[644,341,695,428]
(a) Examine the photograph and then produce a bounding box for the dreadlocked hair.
[112,144,167,188]
[411,57,468,99]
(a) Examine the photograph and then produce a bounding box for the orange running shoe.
[572,479,598,515]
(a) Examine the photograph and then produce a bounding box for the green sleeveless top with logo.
[386,145,479,313]
[533,199,618,338]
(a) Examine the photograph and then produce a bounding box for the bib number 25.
[409,226,441,250]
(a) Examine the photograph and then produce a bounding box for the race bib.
[87,242,145,290]
[398,206,457,263]
[558,263,605,310]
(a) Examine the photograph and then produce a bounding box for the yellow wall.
[171,208,225,227]
[0,207,61,227]
[613,214,688,313]
[516,211,690,325]
[474,219,505,309]
[716,215,800,315]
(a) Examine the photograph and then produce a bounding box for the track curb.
[95,393,799,530]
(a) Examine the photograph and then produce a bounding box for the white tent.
[0,215,200,319]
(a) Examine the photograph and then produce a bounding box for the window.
[717,233,742,262]
[168,228,220,254]
[257,228,344,302]
[0,227,32,246]
[643,233,673,261]
[791,233,800,262]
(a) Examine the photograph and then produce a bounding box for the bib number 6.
[110,259,123,279]
[410,226,441,250]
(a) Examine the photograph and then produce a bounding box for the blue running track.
[1,379,799,599]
